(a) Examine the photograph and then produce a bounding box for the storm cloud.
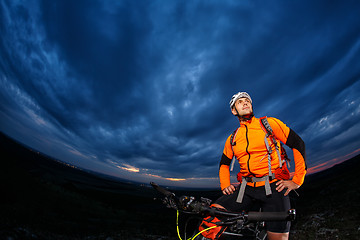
[1,0,360,187]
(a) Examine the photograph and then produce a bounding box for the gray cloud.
[1,0,360,187]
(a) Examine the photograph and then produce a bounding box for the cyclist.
[210,92,306,240]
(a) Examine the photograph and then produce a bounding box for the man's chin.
[238,112,254,120]
[240,111,253,116]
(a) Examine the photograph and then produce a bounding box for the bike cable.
[176,210,217,240]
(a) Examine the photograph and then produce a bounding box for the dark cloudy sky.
[1,0,360,188]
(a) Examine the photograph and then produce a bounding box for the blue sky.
[1,0,360,188]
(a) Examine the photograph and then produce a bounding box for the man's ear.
[231,107,238,116]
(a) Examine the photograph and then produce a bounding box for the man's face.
[231,97,253,116]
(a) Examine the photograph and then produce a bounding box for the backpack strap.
[259,117,283,169]
[280,142,291,168]
[229,128,239,171]
[237,175,272,203]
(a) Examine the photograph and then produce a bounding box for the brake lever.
[163,195,179,210]
[200,197,212,206]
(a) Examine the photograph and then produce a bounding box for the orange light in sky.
[164,178,186,181]
[294,148,360,176]
[119,164,140,172]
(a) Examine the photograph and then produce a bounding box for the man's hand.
[275,180,299,196]
[222,185,236,195]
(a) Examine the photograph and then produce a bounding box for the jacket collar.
[240,116,256,126]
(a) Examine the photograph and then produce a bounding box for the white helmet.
[229,92,252,109]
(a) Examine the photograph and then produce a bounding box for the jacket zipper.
[245,125,255,176]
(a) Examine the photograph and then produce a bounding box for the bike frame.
[150,182,296,240]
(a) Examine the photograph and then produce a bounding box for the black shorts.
[215,182,291,233]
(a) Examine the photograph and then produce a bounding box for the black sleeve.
[286,129,307,169]
[219,153,232,168]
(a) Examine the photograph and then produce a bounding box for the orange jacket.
[219,116,306,189]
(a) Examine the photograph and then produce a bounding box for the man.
[213,92,306,240]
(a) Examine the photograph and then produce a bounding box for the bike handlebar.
[187,200,295,221]
[247,209,296,221]
[150,181,175,198]
[150,182,296,222]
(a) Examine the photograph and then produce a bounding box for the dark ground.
[0,132,359,239]
[289,153,360,240]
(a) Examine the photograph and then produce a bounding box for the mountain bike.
[150,182,296,240]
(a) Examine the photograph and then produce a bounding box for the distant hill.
[0,131,359,239]
[304,154,360,183]
[0,132,179,240]
[290,154,360,240]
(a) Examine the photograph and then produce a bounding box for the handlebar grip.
[247,209,296,221]
[150,182,175,197]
